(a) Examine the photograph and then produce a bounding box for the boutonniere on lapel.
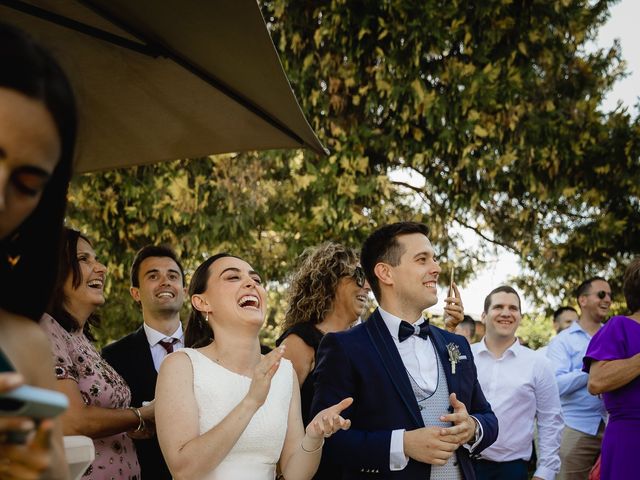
[446,343,461,374]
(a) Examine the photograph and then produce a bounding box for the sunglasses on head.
[351,265,366,288]
[589,290,613,300]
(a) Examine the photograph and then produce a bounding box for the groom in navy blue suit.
[311,222,498,479]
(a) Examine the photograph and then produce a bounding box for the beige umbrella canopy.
[1,0,326,173]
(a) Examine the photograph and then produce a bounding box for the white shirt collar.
[475,336,521,358]
[378,307,425,341]
[143,322,183,347]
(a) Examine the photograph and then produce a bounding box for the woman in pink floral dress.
[41,228,155,479]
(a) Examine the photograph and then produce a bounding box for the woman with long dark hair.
[41,228,154,479]
[0,21,77,478]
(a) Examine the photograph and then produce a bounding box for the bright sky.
[433,0,639,317]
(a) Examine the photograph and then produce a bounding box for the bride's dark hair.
[184,253,238,348]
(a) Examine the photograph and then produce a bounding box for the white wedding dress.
[181,348,293,480]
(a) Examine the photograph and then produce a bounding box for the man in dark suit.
[311,222,498,479]
[103,245,186,479]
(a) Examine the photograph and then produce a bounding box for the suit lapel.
[133,327,158,386]
[365,310,423,427]
[429,327,459,396]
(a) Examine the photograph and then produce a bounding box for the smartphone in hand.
[0,349,68,420]
[448,264,456,298]
[0,385,68,419]
[444,264,461,332]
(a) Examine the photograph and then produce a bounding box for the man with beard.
[103,245,187,479]
[547,277,611,480]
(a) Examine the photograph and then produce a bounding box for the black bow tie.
[398,320,430,342]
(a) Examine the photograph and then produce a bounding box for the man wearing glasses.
[547,277,611,480]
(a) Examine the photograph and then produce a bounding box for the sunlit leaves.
[68,0,639,345]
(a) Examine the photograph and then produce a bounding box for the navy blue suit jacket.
[102,326,172,480]
[310,309,498,479]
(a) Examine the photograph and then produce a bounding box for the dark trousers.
[474,459,528,480]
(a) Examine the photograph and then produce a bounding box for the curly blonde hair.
[281,242,359,332]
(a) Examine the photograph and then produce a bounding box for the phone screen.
[448,265,456,297]
[0,348,69,424]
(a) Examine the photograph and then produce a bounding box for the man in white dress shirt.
[471,286,563,480]
[103,245,187,479]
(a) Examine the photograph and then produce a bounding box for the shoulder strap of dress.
[289,323,323,347]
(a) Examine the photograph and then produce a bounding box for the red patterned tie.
[158,338,178,354]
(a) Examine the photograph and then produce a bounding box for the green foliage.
[517,313,555,350]
[68,0,639,344]
[263,0,639,311]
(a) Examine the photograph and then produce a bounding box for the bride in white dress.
[155,253,352,480]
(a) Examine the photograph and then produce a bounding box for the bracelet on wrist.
[301,437,324,453]
[128,407,145,432]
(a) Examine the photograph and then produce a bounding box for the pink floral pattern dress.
[40,313,140,479]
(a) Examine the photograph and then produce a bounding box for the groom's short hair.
[361,221,430,301]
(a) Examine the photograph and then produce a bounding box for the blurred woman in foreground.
[0,21,77,478]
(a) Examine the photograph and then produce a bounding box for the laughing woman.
[41,228,155,479]
[155,253,352,480]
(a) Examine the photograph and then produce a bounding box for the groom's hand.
[439,393,476,445]
[403,427,457,466]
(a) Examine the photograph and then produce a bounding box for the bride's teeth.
[239,295,259,308]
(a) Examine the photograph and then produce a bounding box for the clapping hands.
[305,397,353,442]
[245,346,287,410]
[404,393,475,465]
[439,393,476,446]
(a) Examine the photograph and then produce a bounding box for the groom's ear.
[374,262,393,287]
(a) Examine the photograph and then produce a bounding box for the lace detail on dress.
[182,348,293,480]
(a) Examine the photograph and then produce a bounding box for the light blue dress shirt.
[546,321,606,435]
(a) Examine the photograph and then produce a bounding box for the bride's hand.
[306,397,353,440]
[245,346,286,409]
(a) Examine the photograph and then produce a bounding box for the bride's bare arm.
[279,372,352,480]
[156,348,284,480]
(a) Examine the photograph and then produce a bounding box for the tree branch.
[390,179,426,197]
[454,218,519,254]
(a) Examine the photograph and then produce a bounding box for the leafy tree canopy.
[68,0,639,346]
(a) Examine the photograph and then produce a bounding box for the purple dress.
[40,314,140,479]
[583,315,640,480]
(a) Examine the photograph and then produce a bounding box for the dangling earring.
[5,233,21,269]
[205,311,210,324]
[6,254,21,268]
